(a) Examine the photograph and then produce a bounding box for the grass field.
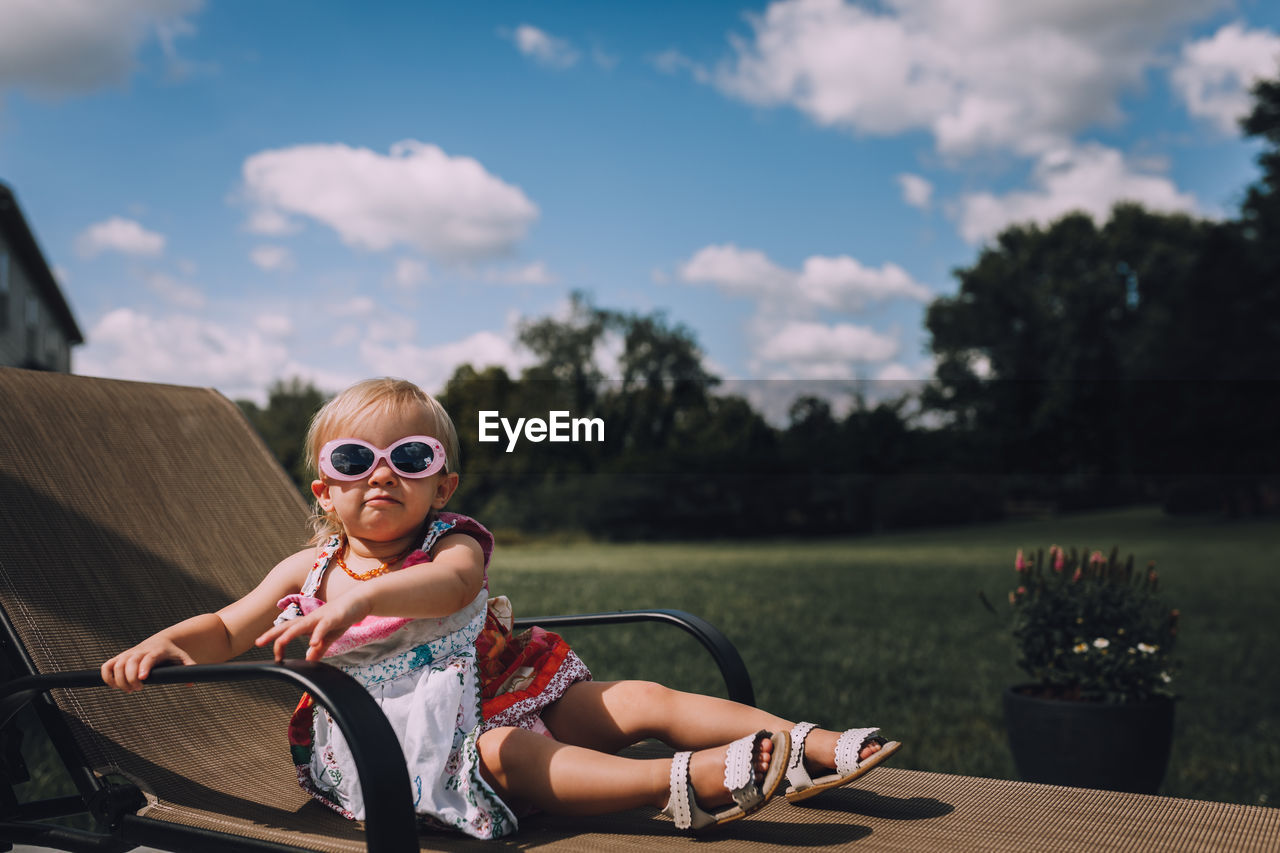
[14,506,1278,811]
[488,506,1280,807]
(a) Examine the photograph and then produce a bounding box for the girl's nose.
[367,459,397,485]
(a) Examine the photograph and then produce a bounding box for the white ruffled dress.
[273,514,518,839]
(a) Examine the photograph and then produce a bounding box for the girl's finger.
[306,626,333,661]
[274,624,307,660]
[122,657,136,687]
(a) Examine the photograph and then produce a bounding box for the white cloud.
[482,260,557,285]
[898,173,934,210]
[360,329,533,394]
[1172,22,1280,134]
[249,244,295,272]
[76,307,292,400]
[747,317,901,376]
[677,242,925,378]
[339,296,376,318]
[955,143,1200,243]
[0,0,201,95]
[712,0,1222,157]
[679,243,931,310]
[390,257,430,289]
[254,313,293,338]
[798,255,932,306]
[244,207,301,236]
[507,24,579,69]
[679,243,791,292]
[76,216,166,258]
[650,48,711,83]
[241,140,539,262]
[875,361,925,381]
[146,272,204,309]
[757,320,899,370]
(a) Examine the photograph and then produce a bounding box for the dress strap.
[429,513,494,570]
[300,536,342,596]
[415,513,495,590]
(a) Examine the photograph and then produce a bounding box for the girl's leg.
[475,724,774,816]
[541,680,882,774]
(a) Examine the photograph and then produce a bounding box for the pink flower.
[1053,548,1065,572]
[1071,568,1083,582]
[1015,549,1026,572]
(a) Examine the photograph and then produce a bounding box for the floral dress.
[274,513,590,839]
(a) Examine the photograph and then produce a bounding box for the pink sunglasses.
[318,435,447,481]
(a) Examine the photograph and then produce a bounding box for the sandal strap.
[665,750,715,830]
[834,727,881,776]
[665,730,777,830]
[786,721,819,792]
[724,730,765,811]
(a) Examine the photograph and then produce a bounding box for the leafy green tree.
[925,205,1209,483]
[237,378,329,494]
[923,70,1280,510]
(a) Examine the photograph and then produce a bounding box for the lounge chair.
[2,367,1278,852]
[0,368,750,852]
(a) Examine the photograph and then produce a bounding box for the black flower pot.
[1003,685,1175,794]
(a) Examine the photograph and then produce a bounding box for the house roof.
[0,182,84,345]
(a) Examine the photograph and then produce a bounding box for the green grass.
[488,506,1280,807]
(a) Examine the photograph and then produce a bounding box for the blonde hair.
[305,377,460,543]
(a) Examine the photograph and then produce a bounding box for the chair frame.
[1,607,754,853]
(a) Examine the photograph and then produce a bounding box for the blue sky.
[2,0,1278,403]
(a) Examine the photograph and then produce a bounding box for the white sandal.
[784,721,900,803]
[662,728,790,832]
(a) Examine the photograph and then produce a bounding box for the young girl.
[101,378,899,839]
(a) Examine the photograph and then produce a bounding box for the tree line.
[240,75,1280,538]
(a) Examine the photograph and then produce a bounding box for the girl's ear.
[311,480,333,512]
[432,473,460,509]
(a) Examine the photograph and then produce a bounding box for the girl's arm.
[100,548,315,692]
[255,533,486,662]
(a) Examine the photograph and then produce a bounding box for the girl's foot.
[784,723,900,803]
[681,735,775,809]
[660,729,791,831]
[799,727,882,776]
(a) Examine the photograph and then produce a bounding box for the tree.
[925,205,1209,485]
[237,378,329,494]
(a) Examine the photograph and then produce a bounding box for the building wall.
[0,231,73,372]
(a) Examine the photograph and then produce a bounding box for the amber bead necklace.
[333,539,416,581]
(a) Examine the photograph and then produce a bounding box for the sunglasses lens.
[329,444,376,476]
[390,441,435,474]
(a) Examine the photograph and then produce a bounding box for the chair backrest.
[0,368,321,829]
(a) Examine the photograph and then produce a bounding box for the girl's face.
[311,403,458,544]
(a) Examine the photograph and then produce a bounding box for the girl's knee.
[608,680,677,713]
[477,726,522,774]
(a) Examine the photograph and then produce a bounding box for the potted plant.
[997,546,1179,794]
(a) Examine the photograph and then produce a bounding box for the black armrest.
[512,609,756,707]
[0,661,418,853]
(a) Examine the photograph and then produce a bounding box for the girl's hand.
[254,594,372,662]
[101,638,197,693]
